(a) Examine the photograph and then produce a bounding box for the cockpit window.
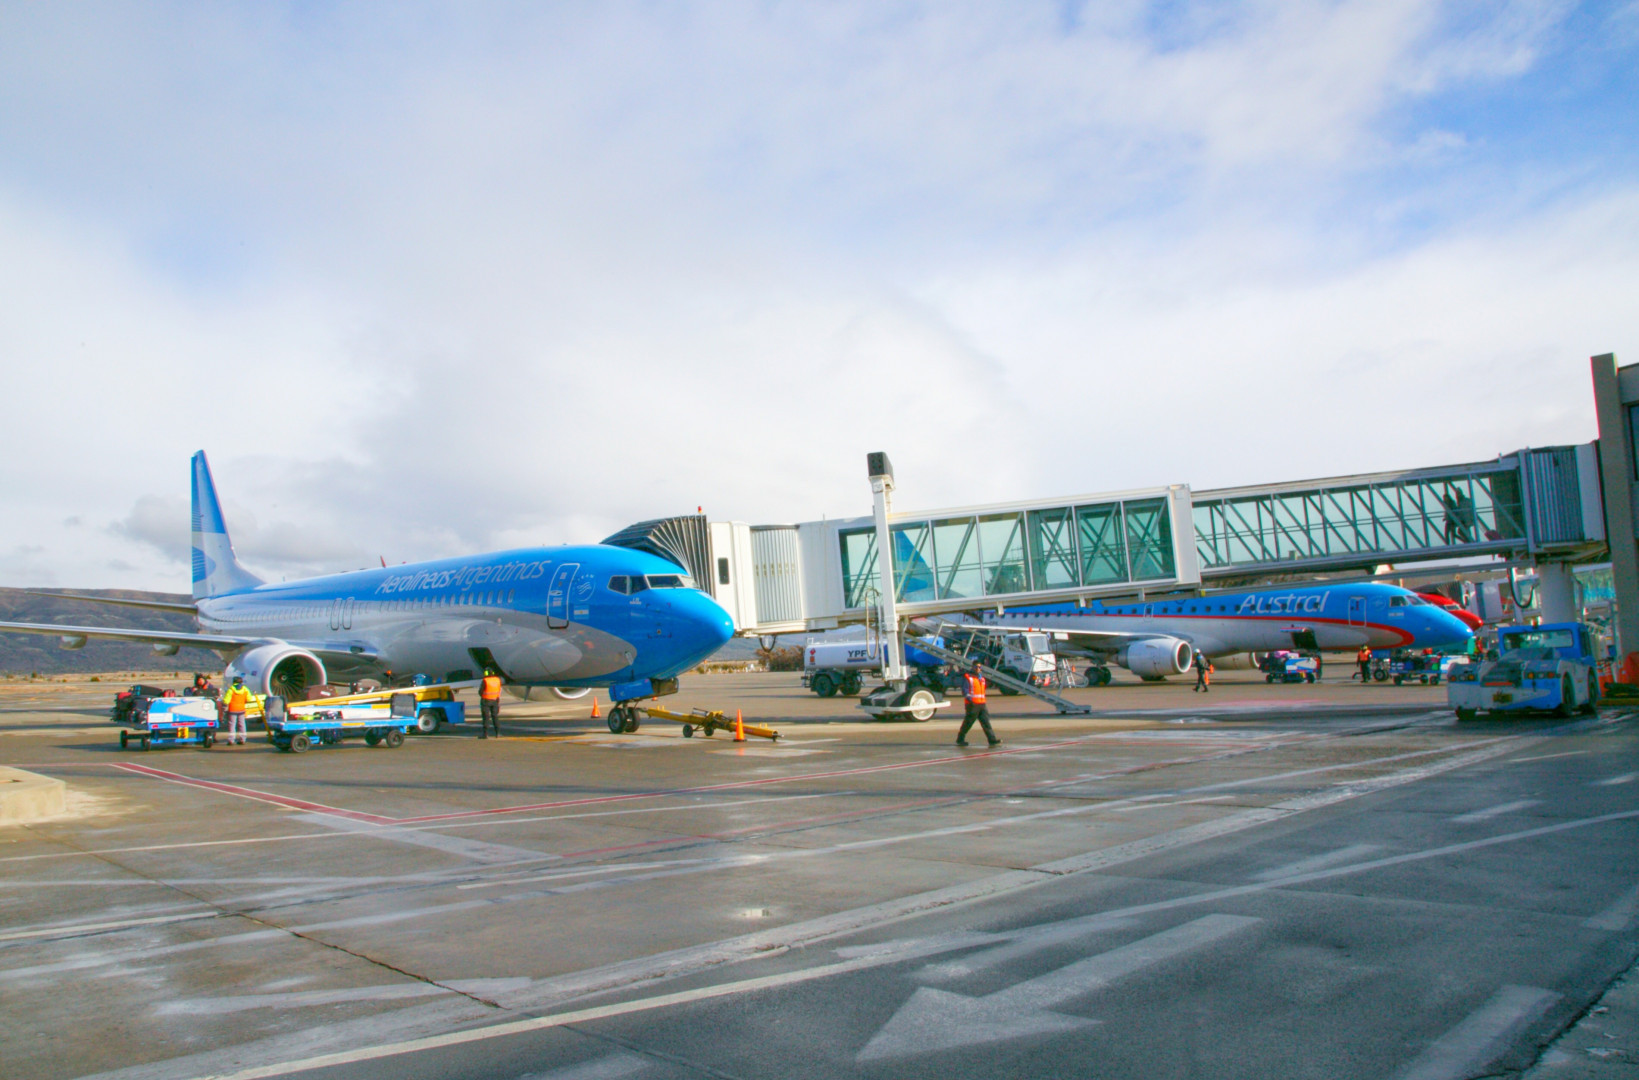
[608,575,628,594]
[1389,595,1424,607]
[646,574,693,589]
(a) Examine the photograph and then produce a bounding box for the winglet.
[190,451,264,600]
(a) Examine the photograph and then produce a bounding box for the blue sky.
[0,1,1635,588]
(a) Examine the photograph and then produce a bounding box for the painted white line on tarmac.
[1453,799,1541,824]
[517,1054,646,1080]
[0,909,218,942]
[0,832,349,863]
[173,935,999,1080]
[1594,772,1637,786]
[292,814,554,866]
[1251,844,1382,882]
[1585,882,1639,931]
[157,982,451,1016]
[1393,985,1559,1080]
[1509,750,1588,763]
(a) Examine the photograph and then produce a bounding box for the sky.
[1,1,1636,590]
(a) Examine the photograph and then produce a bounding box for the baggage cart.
[265,693,425,753]
[119,696,220,751]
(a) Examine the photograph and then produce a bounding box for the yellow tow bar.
[639,706,780,741]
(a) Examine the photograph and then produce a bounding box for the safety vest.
[963,673,987,704]
[1358,647,1372,663]
[224,685,252,712]
[480,675,503,700]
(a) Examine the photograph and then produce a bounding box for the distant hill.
[0,588,202,675]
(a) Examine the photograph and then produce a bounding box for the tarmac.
[0,669,1635,1079]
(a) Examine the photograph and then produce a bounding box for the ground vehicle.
[119,696,219,750]
[1446,622,1601,720]
[1388,650,1460,685]
[803,638,957,697]
[1261,651,1319,683]
[266,692,437,752]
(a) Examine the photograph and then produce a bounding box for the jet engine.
[506,685,592,701]
[1121,638,1193,679]
[225,644,327,700]
[1210,652,1263,671]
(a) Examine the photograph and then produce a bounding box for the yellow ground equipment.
[640,706,780,741]
[286,683,469,734]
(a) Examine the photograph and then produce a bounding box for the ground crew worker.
[957,665,1000,747]
[222,675,252,745]
[192,673,216,698]
[1193,650,1211,692]
[479,669,503,738]
[1357,645,1373,683]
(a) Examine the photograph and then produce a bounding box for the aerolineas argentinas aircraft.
[0,453,735,719]
[980,582,1475,683]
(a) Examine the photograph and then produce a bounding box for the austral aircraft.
[0,452,735,723]
[980,581,1475,684]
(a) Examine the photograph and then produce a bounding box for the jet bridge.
[619,443,1606,638]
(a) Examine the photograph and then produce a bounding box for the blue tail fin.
[191,451,264,599]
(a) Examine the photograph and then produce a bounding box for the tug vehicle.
[1446,622,1601,720]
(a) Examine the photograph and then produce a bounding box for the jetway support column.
[868,452,906,685]
[1536,562,1577,623]
[1591,354,1639,658]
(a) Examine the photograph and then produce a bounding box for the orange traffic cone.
[590,696,601,719]
[734,708,745,742]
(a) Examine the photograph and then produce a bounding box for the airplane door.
[1347,596,1366,626]
[329,598,343,631]
[343,597,354,630]
[546,563,579,630]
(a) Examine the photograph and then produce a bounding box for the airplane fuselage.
[199,544,735,687]
[987,581,1474,658]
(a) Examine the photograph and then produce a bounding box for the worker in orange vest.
[479,669,503,738]
[1356,645,1373,683]
[222,676,253,746]
[956,664,1000,748]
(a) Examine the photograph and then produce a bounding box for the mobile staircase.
[909,634,1091,715]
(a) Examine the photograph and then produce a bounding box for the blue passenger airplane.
[0,453,735,718]
[982,582,1475,682]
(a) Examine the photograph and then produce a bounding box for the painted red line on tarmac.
[110,763,395,824]
[105,731,1165,827]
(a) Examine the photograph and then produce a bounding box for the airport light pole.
[868,452,907,685]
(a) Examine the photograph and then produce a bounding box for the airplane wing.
[923,619,1195,654]
[0,620,256,653]
[0,621,378,664]
[23,590,198,614]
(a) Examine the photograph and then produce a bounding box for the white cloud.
[0,1,1630,589]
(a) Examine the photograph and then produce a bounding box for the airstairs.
[907,633,1091,715]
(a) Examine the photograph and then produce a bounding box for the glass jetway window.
[1027,508,1078,590]
[1193,469,1529,570]
[837,493,1183,611]
[1076,503,1126,584]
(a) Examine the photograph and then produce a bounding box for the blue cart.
[265,693,426,753]
[120,696,220,751]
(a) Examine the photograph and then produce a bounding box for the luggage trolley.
[266,693,423,754]
[119,696,220,751]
